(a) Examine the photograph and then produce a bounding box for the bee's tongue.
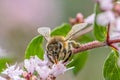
[53,54,58,64]
[54,58,58,64]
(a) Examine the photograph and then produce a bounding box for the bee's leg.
[68,40,80,48]
[63,50,72,63]
[47,51,54,63]
[62,49,67,60]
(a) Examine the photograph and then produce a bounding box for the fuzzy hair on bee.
[38,23,88,64]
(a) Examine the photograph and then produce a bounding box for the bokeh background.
[0,0,110,80]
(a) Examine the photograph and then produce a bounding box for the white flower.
[109,17,120,40]
[50,62,66,77]
[2,64,23,79]
[84,14,95,24]
[11,76,25,80]
[0,55,73,80]
[0,76,6,80]
[24,56,48,74]
[24,59,35,74]
[50,61,73,77]
[97,11,115,26]
[36,66,50,80]
[108,19,120,51]
[116,17,120,31]
[34,55,48,66]
[98,0,113,11]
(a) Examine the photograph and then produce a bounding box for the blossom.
[24,55,47,74]
[76,13,84,23]
[36,66,51,79]
[109,17,120,40]
[0,76,6,80]
[96,11,115,26]
[97,0,113,11]
[2,64,23,80]
[84,14,95,24]
[23,55,72,79]
[115,17,120,31]
[0,54,73,80]
[50,61,68,77]
[24,59,35,74]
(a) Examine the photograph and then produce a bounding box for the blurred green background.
[0,0,110,80]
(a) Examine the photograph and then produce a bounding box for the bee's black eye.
[47,44,53,50]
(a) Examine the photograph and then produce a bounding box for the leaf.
[93,3,106,41]
[0,58,12,72]
[25,35,44,59]
[67,51,88,75]
[51,23,71,36]
[103,50,120,80]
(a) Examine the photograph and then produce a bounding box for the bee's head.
[46,41,63,64]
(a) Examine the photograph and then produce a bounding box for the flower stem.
[73,41,106,54]
[73,39,120,54]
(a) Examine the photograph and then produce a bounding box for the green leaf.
[51,23,71,36]
[103,50,120,80]
[0,58,12,72]
[25,35,44,59]
[67,51,88,75]
[94,3,106,41]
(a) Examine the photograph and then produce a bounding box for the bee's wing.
[65,23,88,40]
[38,27,51,41]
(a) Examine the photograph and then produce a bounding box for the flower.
[0,54,73,80]
[2,64,23,80]
[115,17,120,31]
[97,0,113,11]
[84,14,95,24]
[24,55,48,74]
[0,76,6,80]
[96,11,115,26]
[109,17,120,40]
[50,61,68,77]
[36,66,51,79]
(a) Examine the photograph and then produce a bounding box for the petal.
[0,76,7,80]
[84,14,95,24]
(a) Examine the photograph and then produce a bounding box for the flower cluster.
[96,0,116,26]
[95,0,120,51]
[0,54,72,80]
[69,0,120,52]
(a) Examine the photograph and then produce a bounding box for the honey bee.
[38,23,88,64]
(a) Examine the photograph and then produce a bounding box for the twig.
[72,41,106,54]
[72,39,120,54]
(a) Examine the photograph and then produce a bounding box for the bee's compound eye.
[47,44,53,50]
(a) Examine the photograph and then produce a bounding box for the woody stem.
[72,39,120,54]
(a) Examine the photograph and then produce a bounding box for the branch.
[72,41,106,54]
[72,39,120,54]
